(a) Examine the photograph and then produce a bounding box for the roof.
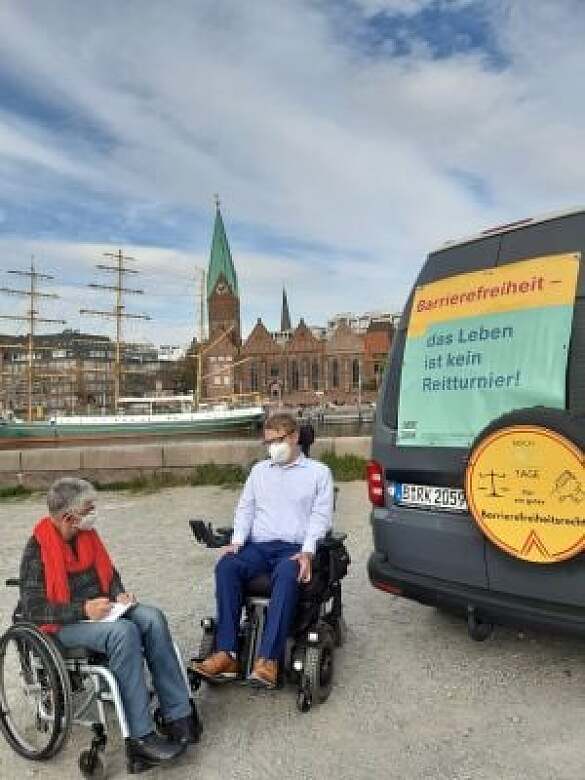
[207,205,238,297]
[435,206,585,253]
[366,320,393,334]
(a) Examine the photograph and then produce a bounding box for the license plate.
[395,483,467,511]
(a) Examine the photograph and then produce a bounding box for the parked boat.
[0,402,265,442]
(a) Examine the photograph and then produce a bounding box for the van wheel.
[468,406,585,455]
[467,609,493,642]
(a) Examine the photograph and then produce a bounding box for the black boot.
[164,707,203,745]
[126,732,186,773]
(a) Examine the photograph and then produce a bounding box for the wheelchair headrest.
[298,423,315,457]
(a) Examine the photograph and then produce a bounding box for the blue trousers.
[57,604,191,738]
[215,541,301,661]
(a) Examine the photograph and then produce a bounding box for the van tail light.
[367,460,385,507]
[373,581,403,596]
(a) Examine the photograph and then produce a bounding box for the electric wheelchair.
[188,425,351,713]
[0,578,200,777]
[189,521,349,712]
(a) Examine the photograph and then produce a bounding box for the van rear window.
[396,254,580,447]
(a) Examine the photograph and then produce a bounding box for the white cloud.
[0,1,584,342]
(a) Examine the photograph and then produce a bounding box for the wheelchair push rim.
[0,624,73,761]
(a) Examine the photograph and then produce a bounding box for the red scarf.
[34,516,114,634]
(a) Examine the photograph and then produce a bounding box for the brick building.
[200,203,394,405]
[0,330,174,418]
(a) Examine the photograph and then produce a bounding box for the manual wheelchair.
[188,512,350,713]
[0,579,199,777]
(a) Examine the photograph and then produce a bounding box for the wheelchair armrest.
[189,519,233,549]
[315,531,347,551]
[312,532,350,583]
[5,578,20,588]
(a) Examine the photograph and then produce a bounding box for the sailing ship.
[0,399,264,442]
[0,242,264,443]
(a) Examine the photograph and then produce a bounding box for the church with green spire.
[200,197,393,404]
[207,197,241,345]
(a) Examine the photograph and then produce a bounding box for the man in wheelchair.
[193,412,334,689]
[17,477,196,769]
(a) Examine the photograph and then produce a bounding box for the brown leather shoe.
[248,657,278,689]
[192,651,240,680]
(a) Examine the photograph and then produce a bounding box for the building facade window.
[301,358,309,391]
[352,358,360,389]
[332,359,339,389]
[291,360,299,391]
[311,360,319,391]
[250,361,258,391]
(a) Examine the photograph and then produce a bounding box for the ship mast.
[0,258,65,421]
[80,249,150,410]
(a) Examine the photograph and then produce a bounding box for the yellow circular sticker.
[465,425,585,563]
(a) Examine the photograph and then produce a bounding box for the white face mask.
[268,441,291,465]
[77,509,98,531]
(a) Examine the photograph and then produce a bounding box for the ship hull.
[0,408,264,442]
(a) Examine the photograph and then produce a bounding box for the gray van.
[368,208,585,639]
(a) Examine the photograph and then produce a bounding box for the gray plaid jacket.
[19,536,125,626]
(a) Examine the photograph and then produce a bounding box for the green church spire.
[207,195,238,298]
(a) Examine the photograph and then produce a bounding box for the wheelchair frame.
[0,580,196,777]
[189,519,350,712]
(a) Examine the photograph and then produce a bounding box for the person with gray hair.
[19,477,198,769]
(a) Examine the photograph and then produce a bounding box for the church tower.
[207,197,241,344]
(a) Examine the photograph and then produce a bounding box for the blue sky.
[0,0,584,345]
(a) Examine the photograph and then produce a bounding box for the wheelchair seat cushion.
[61,645,95,660]
[245,574,272,598]
[244,571,328,600]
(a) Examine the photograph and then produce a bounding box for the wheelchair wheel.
[298,625,335,712]
[0,624,73,760]
[79,748,107,779]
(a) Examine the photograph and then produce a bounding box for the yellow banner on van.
[397,253,580,447]
[408,254,579,339]
[466,426,585,564]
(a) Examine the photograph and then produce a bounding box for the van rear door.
[373,236,501,588]
[482,213,585,605]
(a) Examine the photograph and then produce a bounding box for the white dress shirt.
[231,453,334,554]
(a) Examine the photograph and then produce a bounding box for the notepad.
[94,601,135,623]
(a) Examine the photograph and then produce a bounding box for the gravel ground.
[0,482,584,780]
